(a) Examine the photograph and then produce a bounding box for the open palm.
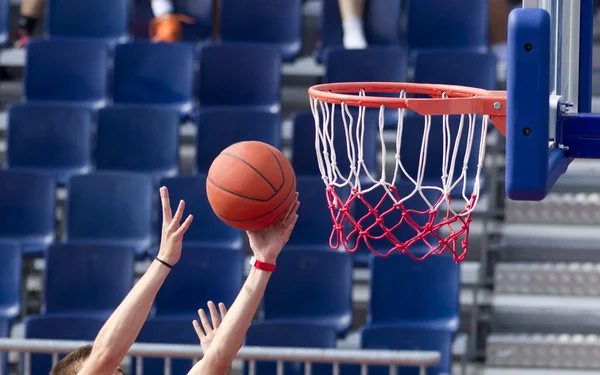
[193,301,228,354]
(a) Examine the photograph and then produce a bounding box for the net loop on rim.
[308,82,506,263]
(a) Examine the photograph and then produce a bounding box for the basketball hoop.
[308,82,506,262]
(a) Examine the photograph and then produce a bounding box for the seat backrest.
[0,0,8,45]
[198,43,281,110]
[219,0,302,51]
[413,51,497,90]
[0,242,21,319]
[398,111,484,196]
[96,105,180,179]
[158,175,243,245]
[291,111,378,177]
[0,317,7,375]
[25,39,108,104]
[66,172,153,243]
[324,46,407,83]
[195,108,281,172]
[155,245,244,316]
[131,318,199,375]
[244,322,337,375]
[46,0,129,41]
[264,249,352,319]
[43,243,134,314]
[317,0,402,61]
[0,170,56,238]
[287,176,350,246]
[25,314,105,375]
[406,0,488,51]
[361,325,454,375]
[112,41,195,107]
[369,250,460,324]
[7,103,92,173]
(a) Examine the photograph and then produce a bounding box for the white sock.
[151,0,174,17]
[491,42,507,64]
[342,17,367,49]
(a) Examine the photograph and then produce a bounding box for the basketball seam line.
[221,150,283,193]
[207,176,277,202]
[214,173,296,222]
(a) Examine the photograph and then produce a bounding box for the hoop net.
[308,82,506,263]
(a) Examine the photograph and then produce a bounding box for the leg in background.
[338,0,367,49]
[15,0,45,48]
[149,0,193,42]
[489,0,510,64]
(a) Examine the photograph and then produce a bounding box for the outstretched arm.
[77,187,193,375]
[188,194,300,375]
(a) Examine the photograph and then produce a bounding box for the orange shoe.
[150,14,194,43]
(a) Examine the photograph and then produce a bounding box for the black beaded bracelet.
[156,257,173,269]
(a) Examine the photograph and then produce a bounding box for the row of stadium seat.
[1,0,490,63]
[5,103,483,190]
[1,246,457,375]
[21,39,497,117]
[4,316,451,375]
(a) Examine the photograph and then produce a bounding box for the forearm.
[78,260,170,375]
[189,268,271,375]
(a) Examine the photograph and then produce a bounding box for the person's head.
[50,345,123,375]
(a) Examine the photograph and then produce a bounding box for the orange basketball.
[206,141,297,231]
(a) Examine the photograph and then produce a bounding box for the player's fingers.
[174,214,194,237]
[284,200,300,226]
[160,187,173,223]
[285,214,299,237]
[282,193,299,224]
[199,308,212,333]
[171,200,185,228]
[192,319,205,338]
[208,301,220,329]
[218,302,228,318]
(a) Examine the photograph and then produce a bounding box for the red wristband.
[250,256,276,272]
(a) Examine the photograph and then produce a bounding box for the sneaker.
[149,14,194,43]
[13,28,31,48]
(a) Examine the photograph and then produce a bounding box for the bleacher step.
[486,333,600,370]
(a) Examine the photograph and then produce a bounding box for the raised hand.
[157,186,194,266]
[192,301,228,354]
[247,193,300,264]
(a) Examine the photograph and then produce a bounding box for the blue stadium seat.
[198,43,281,112]
[324,47,407,83]
[287,176,350,248]
[0,242,21,320]
[413,51,497,89]
[65,172,153,257]
[131,318,199,375]
[323,47,408,128]
[219,0,303,62]
[0,170,56,256]
[46,0,129,43]
[155,244,244,318]
[359,325,453,375]
[112,42,195,115]
[263,249,353,335]
[0,318,8,375]
[25,314,105,375]
[244,322,337,375]
[24,39,108,109]
[158,175,244,247]
[369,250,460,329]
[195,108,281,172]
[7,103,92,183]
[406,0,488,52]
[349,181,444,266]
[399,112,484,196]
[291,111,378,177]
[316,0,402,62]
[0,0,7,45]
[132,0,213,41]
[96,105,180,181]
[43,243,135,315]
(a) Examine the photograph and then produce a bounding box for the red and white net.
[309,90,489,262]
